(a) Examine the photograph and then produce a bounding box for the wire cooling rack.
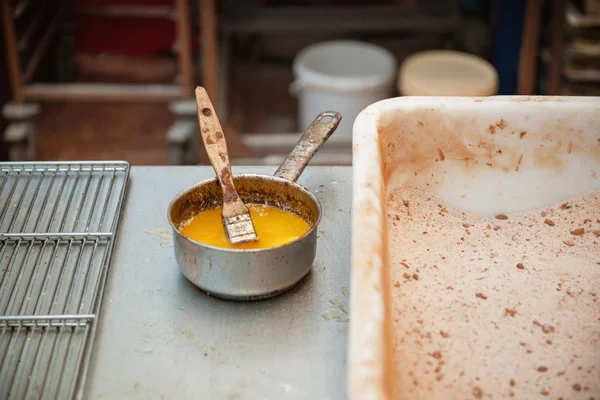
[0,161,129,399]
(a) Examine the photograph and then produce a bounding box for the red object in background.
[73,0,177,57]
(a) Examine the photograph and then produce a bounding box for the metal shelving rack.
[0,161,129,399]
[1,0,197,163]
[1,0,194,104]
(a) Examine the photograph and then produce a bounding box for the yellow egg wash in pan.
[181,204,312,249]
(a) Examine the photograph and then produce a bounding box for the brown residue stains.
[568,141,573,154]
[476,293,488,300]
[509,379,516,387]
[515,155,523,172]
[437,148,445,161]
[377,108,528,182]
[495,214,509,220]
[504,308,517,317]
[560,203,571,210]
[540,390,549,396]
[412,273,419,280]
[386,180,600,398]
[537,366,548,372]
[440,330,450,338]
[205,135,216,145]
[488,125,496,134]
[570,228,585,235]
[215,131,223,139]
[516,263,525,269]
[573,383,582,391]
[220,168,237,202]
[431,351,442,359]
[533,150,567,172]
[533,320,556,334]
[218,152,227,162]
[563,240,575,246]
[473,386,483,398]
[378,106,600,187]
[544,219,555,226]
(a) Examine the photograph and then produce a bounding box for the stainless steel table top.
[85,166,351,400]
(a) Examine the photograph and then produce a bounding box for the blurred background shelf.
[2,0,598,165]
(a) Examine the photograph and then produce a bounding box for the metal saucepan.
[167,112,341,300]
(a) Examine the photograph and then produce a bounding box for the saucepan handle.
[273,111,342,183]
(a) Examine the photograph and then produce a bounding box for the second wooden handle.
[195,86,238,203]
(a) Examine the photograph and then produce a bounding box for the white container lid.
[293,40,397,92]
[398,50,499,96]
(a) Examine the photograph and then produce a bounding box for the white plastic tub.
[292,40,396,141]
[350,96,600,399]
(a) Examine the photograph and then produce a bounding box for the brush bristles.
[223,213,259,244]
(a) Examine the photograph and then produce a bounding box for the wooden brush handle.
[195,86,241,212]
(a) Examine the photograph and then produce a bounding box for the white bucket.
[291,40,396,141]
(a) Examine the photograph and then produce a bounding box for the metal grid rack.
[0,161,129,399]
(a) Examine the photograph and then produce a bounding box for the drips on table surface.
[181,204,311,249]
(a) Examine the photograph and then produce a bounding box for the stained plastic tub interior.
[349,96,600,399]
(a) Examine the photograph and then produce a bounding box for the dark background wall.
[0,5,10,161]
